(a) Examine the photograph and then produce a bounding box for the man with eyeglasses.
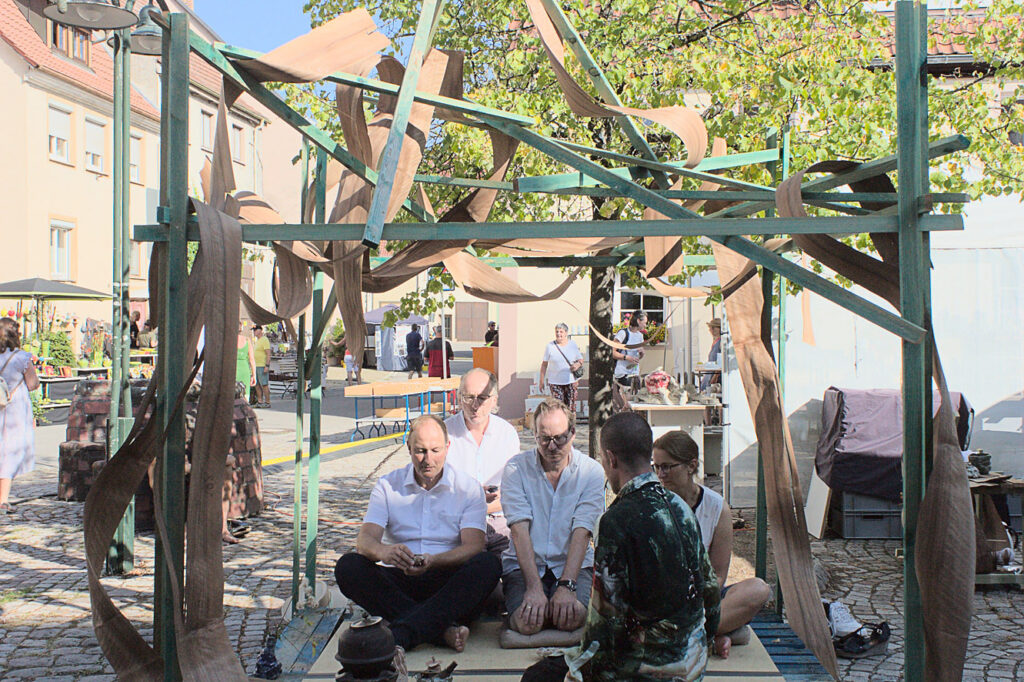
[445,368,521,555]
[521,412,720,682]
[500,398,605,635]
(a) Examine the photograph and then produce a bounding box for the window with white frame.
[50,220,74,280]
[129,134,142,183]
[231,124,244,163]
[48,105,71,163]
[619,290,665,324]
[84,118,105,173]
[201,110,214,149]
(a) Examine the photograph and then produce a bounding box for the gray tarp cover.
[815,387,973,501]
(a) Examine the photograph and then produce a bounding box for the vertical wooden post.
[292,313,306,610]
[154,12,189,681]
[753,129,780,584]
[896,3,932,680]
[305,150,328,588]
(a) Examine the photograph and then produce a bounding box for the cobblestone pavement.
[2,420,1023,680]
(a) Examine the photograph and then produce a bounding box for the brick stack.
[58,383,264,526]
[58,380,148,502]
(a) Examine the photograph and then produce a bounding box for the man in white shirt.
[334,415,501,653]
[445,368,521,555]
[501,398,605,635]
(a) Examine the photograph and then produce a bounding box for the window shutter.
[50,107,71,140]
[85,120,104,156]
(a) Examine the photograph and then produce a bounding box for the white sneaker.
[826,600,862,638]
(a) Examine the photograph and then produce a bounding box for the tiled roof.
[0,0,160,119]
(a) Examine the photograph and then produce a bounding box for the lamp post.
[47,0,166,574]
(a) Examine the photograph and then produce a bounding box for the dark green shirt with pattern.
[566,472,720,681]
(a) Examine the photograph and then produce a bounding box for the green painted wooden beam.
[537,0,671,189]
[413,174,515,190]
[708,134,970,219]
[187,31,434,222]
[215,43,536,127]
[292,314,305,612]
[896,3,933,680]
[363,0,445,247]
[304,151,328,596]
[134,214,964,243]
[474,116,927,342]
[516,146,778,193]
[154,13,190,681]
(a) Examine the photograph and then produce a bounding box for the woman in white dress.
[0,317,40,513]
[653,429,772,658]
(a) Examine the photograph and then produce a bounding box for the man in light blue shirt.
[501,398,605,635]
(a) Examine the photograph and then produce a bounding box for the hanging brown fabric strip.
[711,242,840,680]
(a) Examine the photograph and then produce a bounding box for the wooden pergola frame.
[136,3,955,679]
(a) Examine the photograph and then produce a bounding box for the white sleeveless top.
[692,485,724,550]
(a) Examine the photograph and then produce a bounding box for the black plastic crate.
[837,490,902,514]
[830,509,903,540]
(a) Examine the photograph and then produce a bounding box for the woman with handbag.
[0,317,40,514]
[538,322,584,413]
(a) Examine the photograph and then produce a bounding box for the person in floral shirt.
[522,412,719,682]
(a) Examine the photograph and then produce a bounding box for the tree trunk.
[587,265,616,457]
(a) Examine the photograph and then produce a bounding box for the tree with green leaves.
[291,0,1023,432]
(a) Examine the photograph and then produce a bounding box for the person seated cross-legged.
[653,430,772,658]
[501,398,605,636]
[334,415,501,654]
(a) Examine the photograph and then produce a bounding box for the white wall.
[724,195,1024,506]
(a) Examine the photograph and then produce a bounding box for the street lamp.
[105,5,163,56]
[128,5,162,55]
[43,0,138,30]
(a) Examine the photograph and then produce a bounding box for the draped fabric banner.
[711,242,840,680]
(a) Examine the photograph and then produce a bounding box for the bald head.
[459,368,497,428]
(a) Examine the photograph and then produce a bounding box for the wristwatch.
[556,578,577,592]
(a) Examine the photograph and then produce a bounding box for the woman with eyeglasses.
[538,322,584,413]
[652,430,772,658]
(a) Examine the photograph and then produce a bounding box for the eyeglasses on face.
[460,393,494,406]
[652,462,683,474]
[538,429,574,447]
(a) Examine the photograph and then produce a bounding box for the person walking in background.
[252,324,272,408]
[236,320,256,397]
[406,323,425,379]
[0,317,40,514]
[700,318,722,392]
[538,323,584,413]
[425,325,454,379]
[484,321,499,347]
[129,310,141,350]
[611,311,646,392]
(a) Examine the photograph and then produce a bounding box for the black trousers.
[335,551,501,650]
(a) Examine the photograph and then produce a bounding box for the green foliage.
[44,331,74,369]
[298,0,1024,295]
[326,318,347,357]
[382,267,457,328]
